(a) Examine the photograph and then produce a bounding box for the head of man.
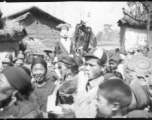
[0,67,32,108]
[31,57,47,84]
[84,48,108,81]
[109,53,121,71]
[58,55,78,78]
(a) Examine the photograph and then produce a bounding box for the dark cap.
[2,66,31,95]
[109,53,121,62]
[58,55,77,67]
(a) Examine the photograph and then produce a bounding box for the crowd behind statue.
[0,23,152,118]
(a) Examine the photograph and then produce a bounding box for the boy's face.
[109,60,119,70]
[96,92,113,118]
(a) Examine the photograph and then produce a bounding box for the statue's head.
[56,23,71,39]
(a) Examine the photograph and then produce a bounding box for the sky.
[0,2,129,37]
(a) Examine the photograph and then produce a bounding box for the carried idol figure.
[55,23,74,57]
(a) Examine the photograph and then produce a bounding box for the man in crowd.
[74,48,108,118]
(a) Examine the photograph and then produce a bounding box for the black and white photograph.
[0,1,152,118]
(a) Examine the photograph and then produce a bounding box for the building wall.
[120,27,152,51]
[119,26,126,52]
[0,42,19,56]
[20,14,61,49]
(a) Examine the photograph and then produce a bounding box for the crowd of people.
[0,22,152,118]
[0,44,152,118]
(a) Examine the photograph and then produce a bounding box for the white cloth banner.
[124,28,152,51]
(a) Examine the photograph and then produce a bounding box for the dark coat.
[55,38,74,56]
[31,80,56,112]
[0,99,43,118]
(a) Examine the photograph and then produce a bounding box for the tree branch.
[123,8,147,23]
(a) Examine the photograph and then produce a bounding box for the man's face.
[0,74,14,102]
[109,60,119,71]
[32,64,46,82]
[85,57,103,81]
[96,91,113,118]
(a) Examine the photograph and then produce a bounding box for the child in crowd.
[96,79,132,118]
[106,53,123,79]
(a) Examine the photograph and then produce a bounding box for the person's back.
[0,98,43,118]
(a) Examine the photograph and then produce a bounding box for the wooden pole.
[146,1,151,48]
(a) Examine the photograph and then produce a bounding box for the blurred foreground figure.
[0,67,43,118]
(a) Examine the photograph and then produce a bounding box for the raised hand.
[77,69,89,91]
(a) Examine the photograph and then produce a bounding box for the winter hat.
[31,57,47,72]
[19,66,31,78]
[2,66,31,95]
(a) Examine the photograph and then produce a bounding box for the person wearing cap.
[15,59,24,67]
[5,53,14,63]
[74,48,108,118]
[0,66,43,118]
[17,51,25,64]
[107,53,123,79]
[30,57,56,117]
[55,23,74,57]
[57,55,79,83]
[2,58,14,69]
[46,55,79,118]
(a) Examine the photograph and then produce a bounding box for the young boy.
[96,79,132,118]
[108,53,123,79]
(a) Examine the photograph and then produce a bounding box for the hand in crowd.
[77,68,89,92]
[53,80,62,94]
